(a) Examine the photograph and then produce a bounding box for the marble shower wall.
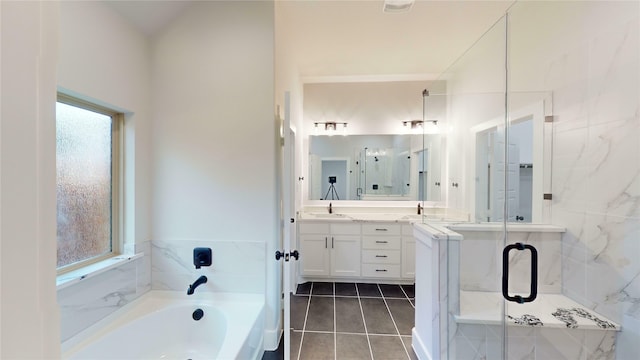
[508,1,640,357]
[457,230,562,295]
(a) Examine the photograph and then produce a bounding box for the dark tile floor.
[264,282,418,360]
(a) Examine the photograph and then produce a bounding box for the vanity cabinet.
[401,224,416,279]
[361,223,402,278]
[298,219,416,282]
[299,222,361,278]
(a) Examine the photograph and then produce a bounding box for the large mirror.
[472,98,550,223]
[308,134,442,201]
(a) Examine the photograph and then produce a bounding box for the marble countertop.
[297,211,428,222]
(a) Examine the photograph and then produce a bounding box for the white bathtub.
[62,291,265,360]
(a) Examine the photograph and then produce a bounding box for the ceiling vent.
[383,0,415,13]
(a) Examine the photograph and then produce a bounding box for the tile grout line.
[297,283,313,360]
[400,285,416,309]
[378,284,413,360]
[356,283,376,360]
[333,282,337,360]
[301,330,406,337]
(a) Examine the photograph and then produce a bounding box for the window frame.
[56,93,123,274]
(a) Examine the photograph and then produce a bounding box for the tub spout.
[187,275,208,295]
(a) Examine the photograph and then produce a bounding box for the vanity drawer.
[362,264,401,278]
[362,250,400,264]
[330,223,361,235]
[299,223,330,234]
[362,224,401,236]
[362,236,401,250]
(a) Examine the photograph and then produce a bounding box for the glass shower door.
[428,13,510,360]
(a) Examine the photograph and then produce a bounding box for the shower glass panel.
[426,1,638,359]
[506,1,638,358]
[421,14,509,360]
[358,144,411,200]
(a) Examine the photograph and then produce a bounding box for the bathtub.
[62,291,265,360]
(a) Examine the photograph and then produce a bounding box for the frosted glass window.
[56,101,115,268]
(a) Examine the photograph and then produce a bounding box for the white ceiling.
[277,0,514,79]
[104,0,514,79]
[104,0,191,36]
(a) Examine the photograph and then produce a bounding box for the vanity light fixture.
[403,120,424,129]
[403,119,438,134]
[314,121,347,136]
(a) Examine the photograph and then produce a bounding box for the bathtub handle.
[502,242,538,303]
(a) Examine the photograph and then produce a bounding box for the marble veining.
[151,239,266,294]
[552,308,617,329]
[507,314,543,327]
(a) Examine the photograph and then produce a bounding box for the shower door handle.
[502,242,538,303]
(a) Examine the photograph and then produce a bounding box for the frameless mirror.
[308,134,442,201]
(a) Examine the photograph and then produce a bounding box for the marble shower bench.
[412,222,620,360]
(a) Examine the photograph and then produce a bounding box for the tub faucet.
[328,202,333,214]
[187,275,208,295]
[417,203,423,215]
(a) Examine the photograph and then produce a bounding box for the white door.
[281,92,297,360]
[490,127,520,222]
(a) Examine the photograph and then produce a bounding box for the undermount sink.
[305,213,347,219]
[400,214,424,221]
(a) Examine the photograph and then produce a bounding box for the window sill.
[56,253,144,291]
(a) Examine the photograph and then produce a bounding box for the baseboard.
[412,328,432,360]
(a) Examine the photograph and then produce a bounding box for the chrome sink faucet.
[417,203,423,215]
[187,275,208,295]
[329,202,333,214]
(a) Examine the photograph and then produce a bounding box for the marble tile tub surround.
[151,239,266,294]
[58,240,151,342]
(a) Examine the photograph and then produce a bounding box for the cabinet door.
[402,237,416,279]
[299,234,330,276]
[331,235,361,277]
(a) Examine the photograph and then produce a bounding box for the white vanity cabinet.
[361,223,402,278]
[401,224,416,279]
[298,222,361,278]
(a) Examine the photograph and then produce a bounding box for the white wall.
[58,0,152,247]
[56,1,153,342]
[150,0,277,347]
[303,81,446,136]
[1,1,60,357]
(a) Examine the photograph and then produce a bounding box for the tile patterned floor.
[265,281,418,360]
